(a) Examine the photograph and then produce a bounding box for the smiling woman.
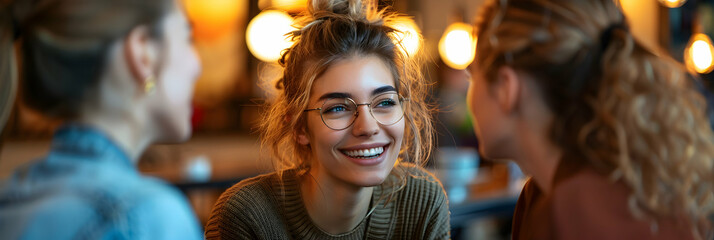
[297,56,406,188]
[204,0,449,239]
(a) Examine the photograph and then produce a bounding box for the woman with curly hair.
[467,0,714,239]
[205,0,449,239]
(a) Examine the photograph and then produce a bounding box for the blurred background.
[1,0,713,239]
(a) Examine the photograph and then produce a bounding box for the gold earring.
[144,76,156,95]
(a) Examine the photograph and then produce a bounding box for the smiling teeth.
[344,147,384,158]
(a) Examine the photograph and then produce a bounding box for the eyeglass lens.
[319,92,405,130]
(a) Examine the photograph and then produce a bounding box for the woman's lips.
[342,146,384,157]
[340,144,389,166]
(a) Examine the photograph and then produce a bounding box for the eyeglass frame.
[303,92,409,131]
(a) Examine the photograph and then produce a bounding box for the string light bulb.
[657,0,687,8]
[438,22,477,70]
[391,18,422,57]
[246,10,296,62]
[684,33,714,74]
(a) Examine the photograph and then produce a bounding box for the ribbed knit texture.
[205,164,450,240]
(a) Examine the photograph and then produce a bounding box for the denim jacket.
[0,125,202,240]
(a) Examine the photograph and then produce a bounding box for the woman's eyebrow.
[372,86,397,95]
[316,85,396,102]
[317,92,352,101]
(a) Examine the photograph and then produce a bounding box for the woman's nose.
[351,105,379,137]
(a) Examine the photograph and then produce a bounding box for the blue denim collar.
[49,124,134,170]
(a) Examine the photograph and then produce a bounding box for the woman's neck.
[514,125,562,195]
[77,113,153,164]
[300,167,373,234]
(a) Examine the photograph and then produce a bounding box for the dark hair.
[1,0,173,119]
[474,0,714,236]
[0,4,17,134]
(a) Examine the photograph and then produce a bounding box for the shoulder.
[70,166,202,239]
[2,158,193,215]
[93,170,193,214]
[387,163,451,239]
[0,165,201,239]
[210,172,280,215]
[129,176,196,210]
[205,172,285,238]
[0,186,110,240]
[96,174,201,239]
[125,184,202,239]
[551,167,631,215]
[548,167,689,239]
[397,163,446,195]
[388,163,448,209]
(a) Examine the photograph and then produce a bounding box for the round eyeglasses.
[303,92,408,130]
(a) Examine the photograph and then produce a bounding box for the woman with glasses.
[205,0,449,239]
[0,0,202,238]
[468,0,713,239]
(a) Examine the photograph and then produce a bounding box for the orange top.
[512,161,700,240]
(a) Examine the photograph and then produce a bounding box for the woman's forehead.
[309,55,396,101]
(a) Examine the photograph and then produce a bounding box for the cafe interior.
[1,0,713,239]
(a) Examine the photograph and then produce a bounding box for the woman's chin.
[345,172,390,187]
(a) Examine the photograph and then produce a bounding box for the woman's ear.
[297,134,310,145]
[297,127,310,145]
[124,25,159,91]
[289,114,310,145]
[494,66,521,115]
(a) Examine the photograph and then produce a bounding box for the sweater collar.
[276,170,397,239]
[49,124,133,170]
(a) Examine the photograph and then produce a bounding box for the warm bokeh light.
[246,10,297,63]
[685,33,714,74]
[657,0,687,8]
[439,22,476,70]
[273,0,307,12]
[391,18,421,57]
[185,0,244,40]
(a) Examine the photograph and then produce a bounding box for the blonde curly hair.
[474,0,714,237]
[259,0,434,196]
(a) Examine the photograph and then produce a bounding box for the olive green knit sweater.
[205,164,451,239]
